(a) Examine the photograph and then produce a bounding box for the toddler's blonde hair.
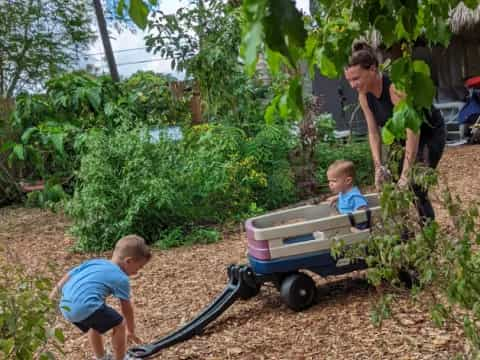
[328,160,356,180]
[113,234,151,261]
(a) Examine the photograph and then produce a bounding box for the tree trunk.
[92,0,120,82]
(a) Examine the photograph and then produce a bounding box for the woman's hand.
[375,165,391,190]
[397,175,409,189]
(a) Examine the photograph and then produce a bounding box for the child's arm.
[326,195,338,207]
[49,273,70,300]
[120,299,142,344]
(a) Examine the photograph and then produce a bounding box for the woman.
[344,42,446,223]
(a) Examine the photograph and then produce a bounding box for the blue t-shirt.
[337,186,368,214]
[60,259,130,322]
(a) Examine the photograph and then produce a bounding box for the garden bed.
[1,145,479,359]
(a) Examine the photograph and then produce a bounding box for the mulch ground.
[0,144,479,360]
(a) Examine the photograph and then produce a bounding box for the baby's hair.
[328,160,356,180]
[348,41,378,69]
[114,234,151,261]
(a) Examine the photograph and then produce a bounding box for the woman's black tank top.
[366,74,444,141]
[366,75,393,128]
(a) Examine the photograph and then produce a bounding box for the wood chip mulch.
[0,144,479,360]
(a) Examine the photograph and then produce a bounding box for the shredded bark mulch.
[0,144,479,360]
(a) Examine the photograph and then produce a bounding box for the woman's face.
[345,65,376,94]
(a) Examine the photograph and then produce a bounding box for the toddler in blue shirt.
[50,235,151,360]
[327,160,369,228]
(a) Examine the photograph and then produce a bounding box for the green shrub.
[2,71,191,208]
[314,140,373,192]
[0,252,63,359]
[25,182,68,210]
[67,124,266,251]
[154,227,221,249]
[121,71,191,127]
[246,124,298,209]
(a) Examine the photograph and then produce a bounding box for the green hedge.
[67,124,297,251]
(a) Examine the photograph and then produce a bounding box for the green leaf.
[54,328,65,343]
[0,141,15,153]
[279,93,289,118]
[315,48,337,78]
[381,126,395,145]
[394,8,410,41]
[265,47,283,75]
[431,304,447,327]
[375,15,396,46]
[412,60,430,77]
[288,77,304,119]
[13,144,25,160]
[0,339,14,356]
[129,0,149,30]
[116,0,125,16]
[463,0,479,9]
[39,351,55,360]
[390,58,409,91]
[241,22,263,75]
[87,88,101,112]
[264,96,279,124]
[263,0,307,67]
[411,73,435,110]
[404,109,422,134]
[50,134,64,154]
[399,6,417,36]
[21,127,38,144]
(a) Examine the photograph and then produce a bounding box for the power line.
[86,46,149,56]
[116,58,168,67]
[88,58,170,67]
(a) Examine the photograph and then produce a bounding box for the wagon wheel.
[280,272,317,311]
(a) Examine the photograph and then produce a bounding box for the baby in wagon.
[326,160,370,230]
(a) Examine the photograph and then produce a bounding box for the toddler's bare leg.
[111,320,127,360]
[88,329,105,359]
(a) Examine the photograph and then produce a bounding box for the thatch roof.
[450,2,480,38]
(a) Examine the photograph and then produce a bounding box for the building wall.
[311,71,367,134]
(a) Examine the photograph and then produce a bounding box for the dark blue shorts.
[73,304,123,334]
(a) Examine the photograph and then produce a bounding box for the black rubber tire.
[273,272,294,291]
[280,273,316,311]
[238,282,261,300]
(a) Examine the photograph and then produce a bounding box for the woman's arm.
[359,93,382,168]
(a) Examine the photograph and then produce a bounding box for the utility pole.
[92,0,120,82]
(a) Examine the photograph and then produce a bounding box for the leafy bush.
[67,124,266,251]
[1,71,191,207]
[330,163,480,355]
[121,71,191,126]
[25,182,68,210]
[314,140,373,191]
[246,124,298,209]
[0,251,63,359]
[154,227,221,249]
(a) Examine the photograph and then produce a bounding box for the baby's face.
[327,170,352,194]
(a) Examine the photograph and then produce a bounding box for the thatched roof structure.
[450,2,480,37]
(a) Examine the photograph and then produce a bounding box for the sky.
[82,0,310,79]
